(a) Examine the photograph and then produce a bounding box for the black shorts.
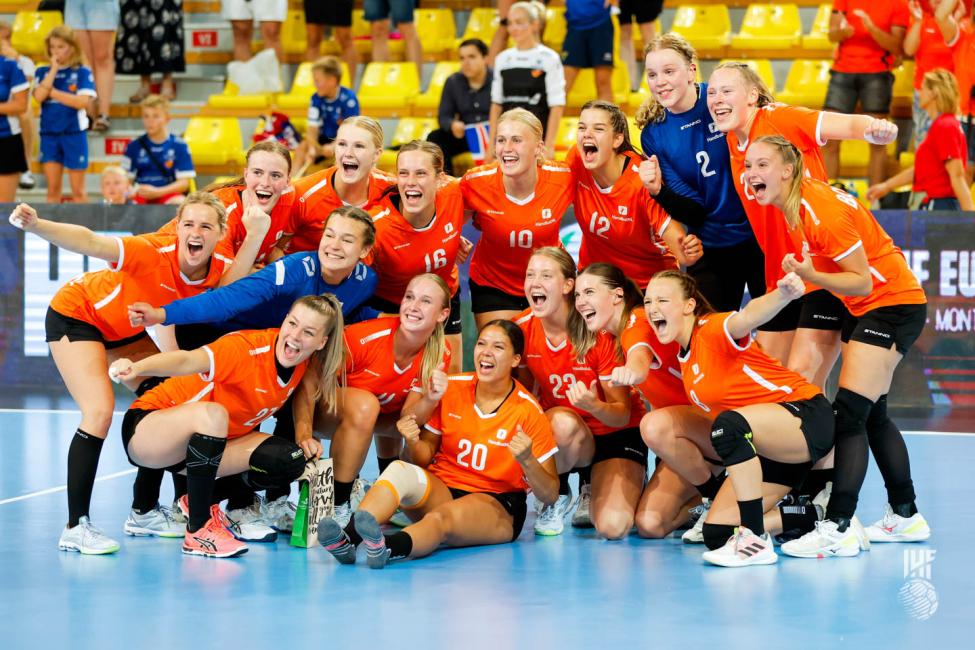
[45,307,149,349]
[824,71,894,115]
[841,303,927,355]
[756,295,802,332]
[305,0,352,26]
[777,393,835,463]
[797,289,848,331]
[0,133,28,175]
[592,426,649,467]
[369,291,462,335]
[469,279,529,314]
[121,407,187,471]
[448,486,528,541]
[562,18,614,69]
[686,237,766,313]
[619,0,664,24]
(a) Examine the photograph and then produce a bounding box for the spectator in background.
[365,0,422,77]
[0,42,29,202]
[292,56,360,173]
[868,69,973,210]
[121,95,195,205]
[304,0,357,85]
[822,1,908,186]
[562,0,617,102]
[489,1,565,159]
[64,0,118,132]
[488,0,515,64]
[0,20,37,191]
[116,0,185,102]
[617,0,663,90]
[932,0,975,179]
[427,38,493,176]
[904,0,965,145]
[100,165,133,204]
[223,0,284,62]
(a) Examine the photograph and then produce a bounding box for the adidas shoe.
[702,526,777,567]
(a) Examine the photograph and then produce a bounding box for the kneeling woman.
[111,296,344,558]
[318,320,559,568]
[645,270,835,567]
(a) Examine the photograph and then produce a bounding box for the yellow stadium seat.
[183,117,245,167]
[277,61,352,110]
[415,9,457,58]
[459,8,500,48]
[543,7,567,51]
[718,59,775,91]
[554,117,579,152]
[803,4,834,52]
[358,62,421,116]
[840,140,870,170]
[836,178,870,207]
[258,10,306,55]
[10,11,63,58]
[413,62,461,116]
[670,5,731,50]
[207,80,274,110]
[893,61,915,102]
[567,66,631,109]
[379,117,438,170]
[352,10,373,56]
[731,4,802,50]
[899,151,915,169]
[627,118,643,155]
[776,59,831,108]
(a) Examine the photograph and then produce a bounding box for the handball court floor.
[1,392,971,648]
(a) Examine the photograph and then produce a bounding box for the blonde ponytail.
[291,294,345,415]
[753,135,804,231]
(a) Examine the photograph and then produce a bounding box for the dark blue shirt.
[0,57,28,138]
[35,64,96,134]
[122,134,196,187]
[308,86,360,142]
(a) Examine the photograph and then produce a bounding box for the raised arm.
[9,203,121,262]
[725,272,806,338]
[109,347,212,383]
[819,111,898,145]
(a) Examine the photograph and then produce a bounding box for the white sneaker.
[170,499,187,525]
[332,500,353,528]
[850,515,871,551]
[263,496,297,533]
[812,481,832,515]
[571,483,593,528]
[18,171,35,190]
[701,526,777,567]
[865,505,931,543]
[781,519,861,558]
[351,477,371,509]
[682,499,710,544]
[534,492,572,536]
[59,516,121,554]
[124,504,185,537]
[225,501,278,542]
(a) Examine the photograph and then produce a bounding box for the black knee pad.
[243,437,306,490]
[702,523,736,551]
[135,376,167,397]
[833,388,873,441]
[866,394,889,431]
[710,411,756,467]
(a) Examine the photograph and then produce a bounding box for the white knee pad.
[375,460,430,508]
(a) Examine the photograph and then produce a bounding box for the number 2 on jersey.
[696,151,716,178]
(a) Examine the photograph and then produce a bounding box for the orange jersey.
[424,373,558,494]
[618,310,689,409]
[49,233,232,341]
[789,179,926,317]
[131,328,305,439]
[367,181,465,302]
[461,161,574,296]
[725,104,829,292]
[211,185,298,265]
[566,147,678,287]
[288,167,394,253]
[679,312,821,414]
[344,316,452,414]
[515,309,644,436]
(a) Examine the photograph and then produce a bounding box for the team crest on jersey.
[708,122,718,133]
[496,428,508,440]
[444,222,454,234]
[618,206,628,216]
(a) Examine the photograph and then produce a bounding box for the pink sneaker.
[702,526,777,567]
[182,506,248,558]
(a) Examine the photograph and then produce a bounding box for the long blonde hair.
[339,115,384,151]
[497,107,545,165]
[576,263,644,359]
[923,68,961,116]
[635,33,698,128]
[291,294,345,415]
[753,135,805,231]
[409,273,451,389]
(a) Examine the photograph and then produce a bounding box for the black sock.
[575,465,591,487]
[780,502,819,534]
[343,519,362,546]
[799,467,834,499]
[335,479,354,506]
[826,388,874,522]
[738,498,765,536]
[385,531,413,559]
[185,433,226,533]
[66,429,104,527]
[172,472,187,500]
[866,394,918,516]
[694,471,726,500]
[211,475,253,510]
[265,398,296,503]
[558,472,571,496]
[131,467,164,514]
[377,456,398,476]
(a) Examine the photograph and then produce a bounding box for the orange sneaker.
[182,505,248,558]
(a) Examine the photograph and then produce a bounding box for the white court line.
[0,408,127,415]
[0,469,136,506]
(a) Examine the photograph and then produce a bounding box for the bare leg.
[590,457,645,539]
[635,460,700,538]
[231,20,255,62]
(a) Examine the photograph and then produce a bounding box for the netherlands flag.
[465,121,490,166]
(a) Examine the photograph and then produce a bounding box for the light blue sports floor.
[1,402,970,648]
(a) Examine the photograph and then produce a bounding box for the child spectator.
[562,0,616,102]
[99,165,133,204]
[292,56,359,173]
[33,25,96,203]
[0,20,37,191]
[121,94,195,205]
[0,33,29,202]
